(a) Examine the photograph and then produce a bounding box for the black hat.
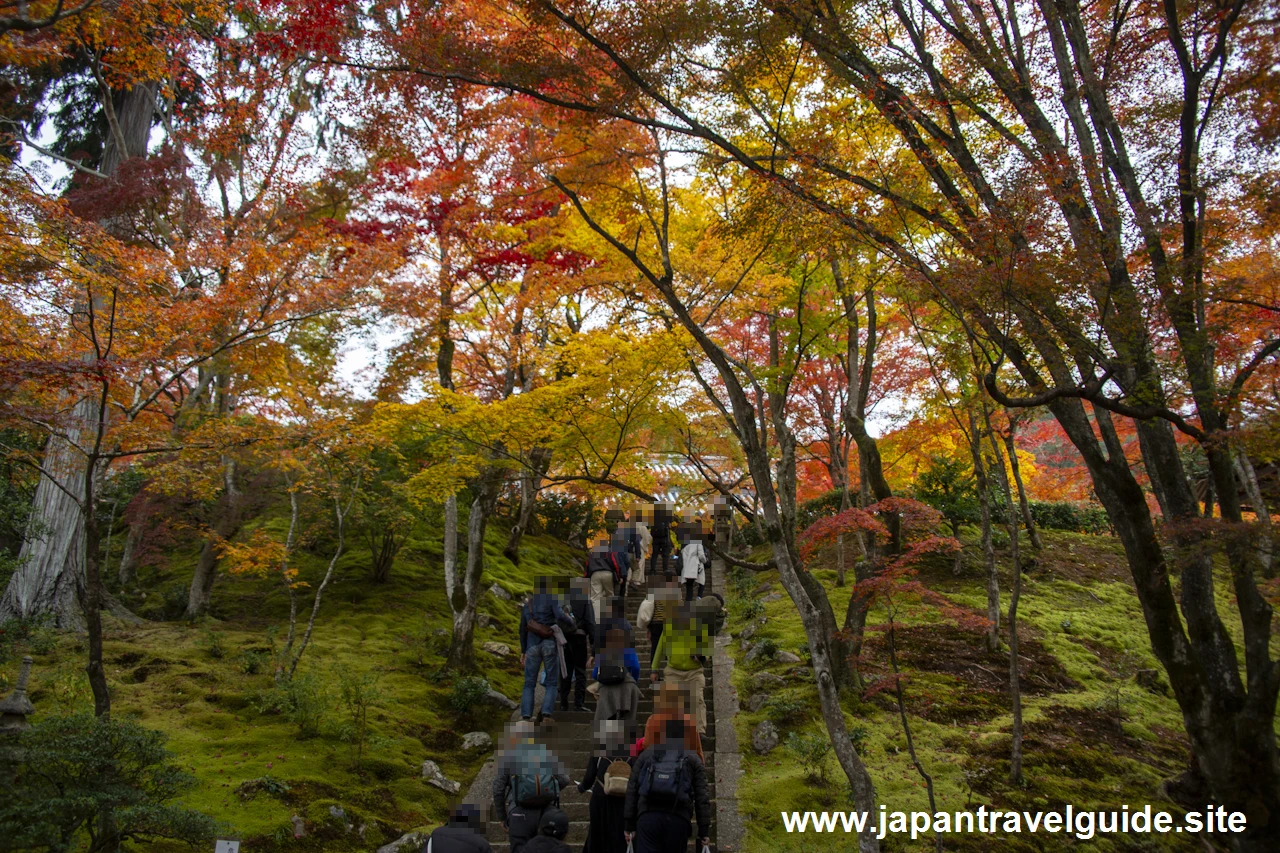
[539,807,569,839]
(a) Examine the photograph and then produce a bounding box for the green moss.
[725,530,1225,852]
[9,513,582,850]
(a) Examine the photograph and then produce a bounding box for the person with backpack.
[680,535,708,601]
[419,803,491,853]
[590,625,641,727]
[624,717,711,853]
[492,721,573,853]
[520,576,575,723]
[585,537,623,622]
[577,719,636,853]
[560,576,596,714]
[651,603,711,734]
[520,808,572,853]
[635,577,680,668]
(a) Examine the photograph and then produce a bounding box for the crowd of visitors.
[423,503,723,853]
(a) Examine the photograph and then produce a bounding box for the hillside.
[724,528,1271,853]
[2,506,583,852]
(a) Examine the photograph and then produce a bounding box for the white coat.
[680,540,707,586]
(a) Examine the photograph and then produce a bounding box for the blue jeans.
[521,638,559,717]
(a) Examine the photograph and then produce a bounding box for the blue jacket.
[519,593,571,653]
[592,647,640,682]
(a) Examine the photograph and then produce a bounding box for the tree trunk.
[83,457,109,717]
[185,457,240,619]
[116,520,141,588]
[968,409,999,651]
[0,81,155,631]
[287,485,356,679]
[988,424,1023,784]
[1234,449,1272,575]
[1003,426,1042,552]
[447,465,503,671]
[504,446,550,564]
[1,421,90,630]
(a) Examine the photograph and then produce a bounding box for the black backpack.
[597,650,626,685]
[641,750,691,807]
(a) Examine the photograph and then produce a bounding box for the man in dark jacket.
[623,718,711,853]
[420,804,491,853]
[493,722,573,853]
[561,576,596,713]
[519,576,573,722]
[650,503,673,577]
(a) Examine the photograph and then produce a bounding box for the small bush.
[766,695,808,726]
[992,501,1110,534]
[848,725,869,756]
[0,713,220,849]
[0,616,57,664]
[732,597,765,623]
[786,730,833,784]
[199,627,226,660]
[257,672,329,738]
[449,676,491,716]
[162,584,188,620]
[752,637,778,665]
[535,493,601,542]
[237,649,270,675]
[337,667,383,767]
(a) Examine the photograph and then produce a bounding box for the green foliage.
[765,694,809,726]
[199,627,226,660]
[336,667,383,767]
[449,676,491,717]
[257,672,329,738]
[912,453,978,532]
[535,493,600,542]
[0,427,41,560]
[0,712,219,853]
[728,567,754,599]
[796,489,846,530]
[731,596,764,623]
[0,615,57,666]
[752,637,778,666]
[786,730,833,784]
[236,648,270,675]
[1026,501,1110,535]
[847,724,869,756]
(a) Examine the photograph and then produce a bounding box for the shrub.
[786,730,833,784]
[797,490,846,530]
[912,455,978,533]
[991,500,1110,534]
[731,596,764,623]
[0,615,56,664]
[535,493,601,542]
[449,676,491,716]
[237,648,270,675]
[199,627,226,660]
[257,672,329,738]
[0,713,220,851]
[337,667,383,768]
[848,724,869,756]
[766,695,808,726]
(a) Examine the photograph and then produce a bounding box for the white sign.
[215,841,240,853]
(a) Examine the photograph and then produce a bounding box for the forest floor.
[0,505,584,852]
[725,528,1276,853]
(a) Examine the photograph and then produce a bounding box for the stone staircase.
[479,583,718,853]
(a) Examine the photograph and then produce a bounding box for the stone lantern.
[0,656,35,732]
